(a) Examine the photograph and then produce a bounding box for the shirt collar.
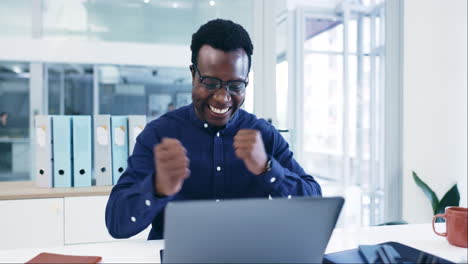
[188,103,241,132]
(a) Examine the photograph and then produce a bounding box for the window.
[98,65,192,119]
[47,64,94,115]
[0,0,32,38]
[0,62,30,181]
[282,2,387,226]
[42,0,254,45]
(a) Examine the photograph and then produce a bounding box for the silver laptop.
[163,196,344,263]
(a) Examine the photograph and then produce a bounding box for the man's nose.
[213,87,231,103]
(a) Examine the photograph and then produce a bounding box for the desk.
[0,224,466,263]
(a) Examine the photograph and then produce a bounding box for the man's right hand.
[154,138,190,196]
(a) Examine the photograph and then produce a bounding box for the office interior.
[0,0,466,255]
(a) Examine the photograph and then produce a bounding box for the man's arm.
[235,122,322,198]
[105,125,173,239]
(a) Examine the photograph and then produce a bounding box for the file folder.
[128,115,146,156]
[72,116,92,187]
[35,115,53,188]
[111,116,129,184]
[52,116,72,188]
[93,115,112,186]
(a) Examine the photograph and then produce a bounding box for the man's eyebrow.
[203,74,247,82]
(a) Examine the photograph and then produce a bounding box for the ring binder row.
[34,115,147,188]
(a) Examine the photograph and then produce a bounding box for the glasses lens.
[201,77,221,90]
[227,82,246,94]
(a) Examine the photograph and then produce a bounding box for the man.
[105,19,321,240]
[0,112,7,127]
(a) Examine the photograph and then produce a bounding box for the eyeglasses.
[192,64,248,95]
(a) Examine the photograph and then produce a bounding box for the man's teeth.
[209,105,229,114]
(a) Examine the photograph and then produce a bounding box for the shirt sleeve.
[254,122,322,198]
[105,124,175,239]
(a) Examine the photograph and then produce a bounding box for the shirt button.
[216,132,220,137]
[270,177,276,183]
[131,216,136,222]
[216,166,221,172]
[287,195,292,199]
[145,200,151,206]
[204,123,208,128]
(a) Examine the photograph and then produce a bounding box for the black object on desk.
[323,241,455,264]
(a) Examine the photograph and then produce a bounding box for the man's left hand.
[233,129,268,175]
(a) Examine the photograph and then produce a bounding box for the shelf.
[0,181,112,200]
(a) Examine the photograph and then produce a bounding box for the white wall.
[403,0,467,223]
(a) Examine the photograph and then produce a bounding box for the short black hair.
[191,19,254,72]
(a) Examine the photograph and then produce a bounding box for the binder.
[127,115,146,156]
[35,115,53,188]
[93,115,112,186]
[111,116,129,184]
[72,116,92,187]
[52,116,72,188]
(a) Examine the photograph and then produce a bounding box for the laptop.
[163,196,344,263]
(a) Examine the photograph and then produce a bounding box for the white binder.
[127,115,147,156]
[111,116,128,184]
[35,115,53,188]
[93,115,112,186]
[52,115,72,188]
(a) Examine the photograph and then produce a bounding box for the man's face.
[0,114,7,126]
[191,45,249,127]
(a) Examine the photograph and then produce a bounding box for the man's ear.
[189,65,195,79]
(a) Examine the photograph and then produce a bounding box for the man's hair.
[191,19,254,72]
[0,112,6,117]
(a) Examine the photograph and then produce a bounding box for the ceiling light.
[209,0,215,6]
[143,0,150,3]
[172,3,179,8]
[12,66,22,74]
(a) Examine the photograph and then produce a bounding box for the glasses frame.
[192,64,249,95]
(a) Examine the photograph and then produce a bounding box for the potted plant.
[413,171,460,221]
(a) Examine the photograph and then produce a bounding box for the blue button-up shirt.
[105,104,322,240]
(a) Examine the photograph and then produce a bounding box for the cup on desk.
[432,207,468,248]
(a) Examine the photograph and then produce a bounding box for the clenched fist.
[154,138,190,196]
[233,129,268,175]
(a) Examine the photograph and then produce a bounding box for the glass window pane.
[276,61,288,130]
[304,17,343,52]
[276,17,288,130]
[98,65,192,120]
[0,0,32,38]
[302,53,343,180]
[0,62,30,181]
[362,16,371,54]
[42,0,254,45]
[47,64,94,115]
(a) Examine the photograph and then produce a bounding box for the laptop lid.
[163,196,344,263]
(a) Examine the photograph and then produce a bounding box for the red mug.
[432,207,468,248]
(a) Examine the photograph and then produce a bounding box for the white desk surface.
[0,223,466,263]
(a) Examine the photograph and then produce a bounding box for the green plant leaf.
[436,184,460,215]
[413,171,439,214]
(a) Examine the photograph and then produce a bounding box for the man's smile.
[208,105,231,115]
